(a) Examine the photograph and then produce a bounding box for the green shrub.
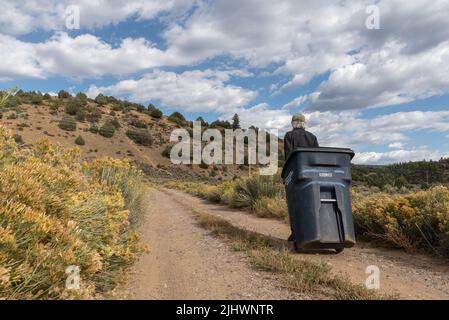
[232,175,283,208]
[95,94,108,106]
[111,117,121,129]
[30,93,44,105]
[89,124,99,134]
[2,96,21,109]
[75,135,85,146]
[76,92,88,105]
[135,104,146,113]
[49,100,61,112]
[65,98,85,115]
[99,122,116,138]
[76,109,86,122]
[86,107,102,123]
[210,119,232,129]
[112,101,125,112]
[58,115,77,131]
[168,112,187,126]
[148,104,163,118]
[58,90,71,99]
[130,119,147,128]
[126,129,153,146]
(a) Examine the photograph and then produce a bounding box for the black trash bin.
[281,147,356,253]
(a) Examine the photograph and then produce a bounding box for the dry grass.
[194,211,390,300]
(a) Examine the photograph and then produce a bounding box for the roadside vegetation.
[165,175,449,258]
[0,127,146,299]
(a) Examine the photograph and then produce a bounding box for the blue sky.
[1,0,449,164]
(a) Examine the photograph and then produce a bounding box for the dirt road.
[124,188,449,300]
[123,188,308,299]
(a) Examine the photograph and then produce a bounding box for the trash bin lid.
[288,147,355,159]
[282,147,355,178]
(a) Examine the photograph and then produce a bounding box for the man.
[284,113,319,160]
[283,113,319,242]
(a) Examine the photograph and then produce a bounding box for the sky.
[1,0,449,164]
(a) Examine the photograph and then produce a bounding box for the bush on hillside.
[29,93,44,105]
[99,122,116,138]
[112,101,125,112]
[210,120,232,129]
[168,112,187,126]
[75,135,85,146]
[148,104,163,118]
[58,90,71,99]
[65,98,85,115]
[130,119,147,129]
[110,117,121,129]
[135,104,146,113]
[76,92,88,105]
[1,96,21,109]
[76,109,86,122]
[85,107,102,123]
[126,129,153,146]
[95,94,108,106]
[89,124,99,134]
[58,115,77,131]
[48,100,61,112]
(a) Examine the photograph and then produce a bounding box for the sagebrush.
[0,127,146,299]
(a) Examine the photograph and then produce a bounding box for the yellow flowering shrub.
[0,127,145,299]
[352,186,449,254]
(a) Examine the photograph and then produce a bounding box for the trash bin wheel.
[334,248,344,254]
[293,242,302,253]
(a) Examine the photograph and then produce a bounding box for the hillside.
[2,90,448,189]
[0,90,250,181]
[352,159,449,188]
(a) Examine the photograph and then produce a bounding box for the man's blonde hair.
[292,120,306,129]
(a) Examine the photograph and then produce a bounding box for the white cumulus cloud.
[87,69,257,113]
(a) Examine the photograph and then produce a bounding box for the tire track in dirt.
[122,188,310,300]
[161,188,449,300]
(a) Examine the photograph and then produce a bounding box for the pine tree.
[232,113,240,130]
